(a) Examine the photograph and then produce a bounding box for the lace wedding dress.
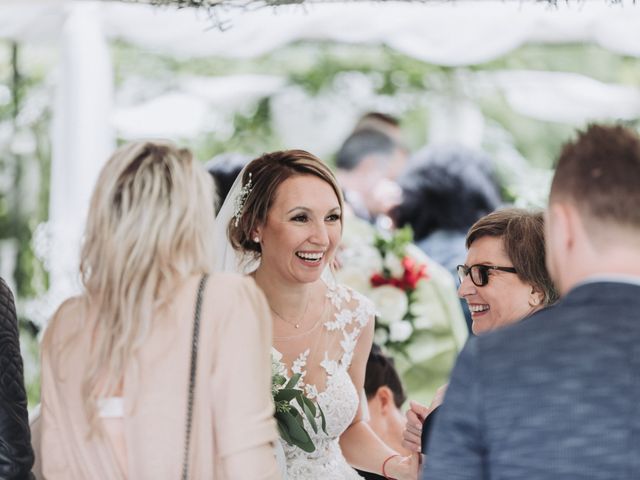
[275,281,375,479]
[212,166,376,478]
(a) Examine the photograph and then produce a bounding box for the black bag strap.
[181,274,209,480]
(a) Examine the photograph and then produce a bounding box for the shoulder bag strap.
[181,274,209,480]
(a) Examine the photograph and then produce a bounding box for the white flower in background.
[374,328,389,346]
[370,285,408,325]
[389,320,414,343]
[338,244,383,274]
[384,251,404,278]
[340,218,377,249]
[335,266,372,297]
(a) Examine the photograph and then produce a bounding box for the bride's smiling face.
[255,174,342,284]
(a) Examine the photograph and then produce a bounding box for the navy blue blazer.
[422,281,640,480]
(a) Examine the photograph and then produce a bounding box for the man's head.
[354,112,404,145]
[546,124,640,294]
[335,128,406,218]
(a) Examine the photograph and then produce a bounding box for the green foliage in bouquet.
[373,225,414,272]
[272,371,327,453]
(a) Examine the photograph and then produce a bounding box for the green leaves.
[374,225,414,259]
[276,407,314,452]
[272,372,328,452]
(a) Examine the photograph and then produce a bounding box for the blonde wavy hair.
[79,140,216,432]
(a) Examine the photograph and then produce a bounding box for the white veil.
[213,165,259,274]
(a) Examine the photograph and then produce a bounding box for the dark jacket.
[423,281,640,480]
[0,277,34,479]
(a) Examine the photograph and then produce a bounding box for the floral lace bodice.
[275,282,375,479]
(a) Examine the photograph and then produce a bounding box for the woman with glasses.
[402,208,558,455]
[456,208,558,335]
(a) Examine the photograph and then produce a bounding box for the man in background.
[335,124,407,225]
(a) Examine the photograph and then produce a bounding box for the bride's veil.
[213,165,259,274]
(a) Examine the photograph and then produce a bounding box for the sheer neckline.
[272,293,329,340]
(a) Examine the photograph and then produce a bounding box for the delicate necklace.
[270,296,311,329]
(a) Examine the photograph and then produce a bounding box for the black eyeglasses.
[456,264,518,287]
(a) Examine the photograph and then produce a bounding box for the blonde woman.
[40,141,280,479]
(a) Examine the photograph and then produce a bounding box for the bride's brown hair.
[228,149,344,258]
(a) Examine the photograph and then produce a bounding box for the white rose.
[369,285,408,326]
[341,216,377,248]
[384,251,404,278]
[389,320,414,343]
[335,266,372,296]
[341,244,383,273]
[373,327,389,346]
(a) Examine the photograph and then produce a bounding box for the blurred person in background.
[0,277,34,480]
[335,128,407,225]
[390,144,503,331]
[206,152,250,214]
[335,135,469,405]
[354,112,407,151]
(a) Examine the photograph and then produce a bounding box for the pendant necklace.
[270,296,310,329]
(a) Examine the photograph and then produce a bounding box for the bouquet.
[271,348,327,452]
[336,225,430,357]
[368,226,429,356]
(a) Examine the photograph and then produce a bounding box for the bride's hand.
[385,452,420,480]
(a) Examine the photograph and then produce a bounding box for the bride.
[215,150,418,479]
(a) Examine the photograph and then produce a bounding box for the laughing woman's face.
[458,236,540,335]
[255,174,342,285]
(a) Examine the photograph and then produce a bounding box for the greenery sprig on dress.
[272,349,327,452]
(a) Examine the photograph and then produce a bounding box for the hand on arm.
[402,384,448,453]
[403,401,428,453]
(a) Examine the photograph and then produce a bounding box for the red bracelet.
[382,454,401,480]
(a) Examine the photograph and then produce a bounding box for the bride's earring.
[253,236,260,243]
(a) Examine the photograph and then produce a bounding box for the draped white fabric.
[99,1,640,63]
[3,1,640,61]
[31,2,114,322]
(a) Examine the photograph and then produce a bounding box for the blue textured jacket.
[423,281,640,480]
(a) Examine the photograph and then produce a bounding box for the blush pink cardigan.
[40,274,280,480]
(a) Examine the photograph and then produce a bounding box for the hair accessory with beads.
[233,172,253,227]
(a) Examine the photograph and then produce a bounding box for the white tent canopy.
[4,1,640,62]
[1,0,640,322]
